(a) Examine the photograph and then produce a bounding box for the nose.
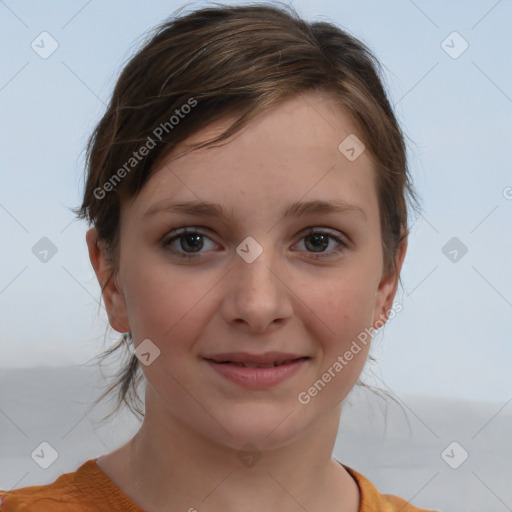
[219,243,293,334]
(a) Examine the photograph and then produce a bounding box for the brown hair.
[76,2,419,423]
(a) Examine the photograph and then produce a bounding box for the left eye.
[162,227,347,259]
[295,229,347,255]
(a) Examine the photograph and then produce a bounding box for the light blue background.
[1,0,511,405]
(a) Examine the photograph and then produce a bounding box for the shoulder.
[343,465,439,512]
[0,459,120,512]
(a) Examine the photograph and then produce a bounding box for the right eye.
[162,227,220,259]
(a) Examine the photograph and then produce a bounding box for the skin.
[86,91,407,512]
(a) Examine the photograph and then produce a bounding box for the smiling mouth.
[206,357,309,369]
[203,354,310,387]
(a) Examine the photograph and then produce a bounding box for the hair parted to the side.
[75,2,420,424]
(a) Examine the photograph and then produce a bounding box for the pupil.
[306,234,328,252]
[181,234,203,252]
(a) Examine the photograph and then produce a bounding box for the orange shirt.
[0,458,437,511]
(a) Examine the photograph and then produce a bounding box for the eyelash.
[161,227,349,260]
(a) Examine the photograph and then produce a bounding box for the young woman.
[0,4,437,511]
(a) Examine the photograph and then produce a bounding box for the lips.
[215,360,300,368]
[203,352,311,389]
[203,353,309,388]
[203,351,309,368]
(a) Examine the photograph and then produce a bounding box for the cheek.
[315,273,377,337]
[119,251,205,344]
[311,275,376,377]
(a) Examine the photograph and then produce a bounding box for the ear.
[371,235,408,329]
[86,228,130,333]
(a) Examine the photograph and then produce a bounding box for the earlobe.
[372,236,408,329]
[85,228,130,333]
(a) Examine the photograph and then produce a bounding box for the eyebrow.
[143,199,367,221]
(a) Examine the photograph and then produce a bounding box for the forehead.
[122,92,379,225]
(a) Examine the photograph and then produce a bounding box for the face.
[88,92,405,450]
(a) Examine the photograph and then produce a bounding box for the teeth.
[242,363,277,368]
[213,358,302,368]
[238,360,290,368]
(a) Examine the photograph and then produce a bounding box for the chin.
[208,402,310,451]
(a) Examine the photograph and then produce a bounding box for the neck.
[106,388,359,512]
